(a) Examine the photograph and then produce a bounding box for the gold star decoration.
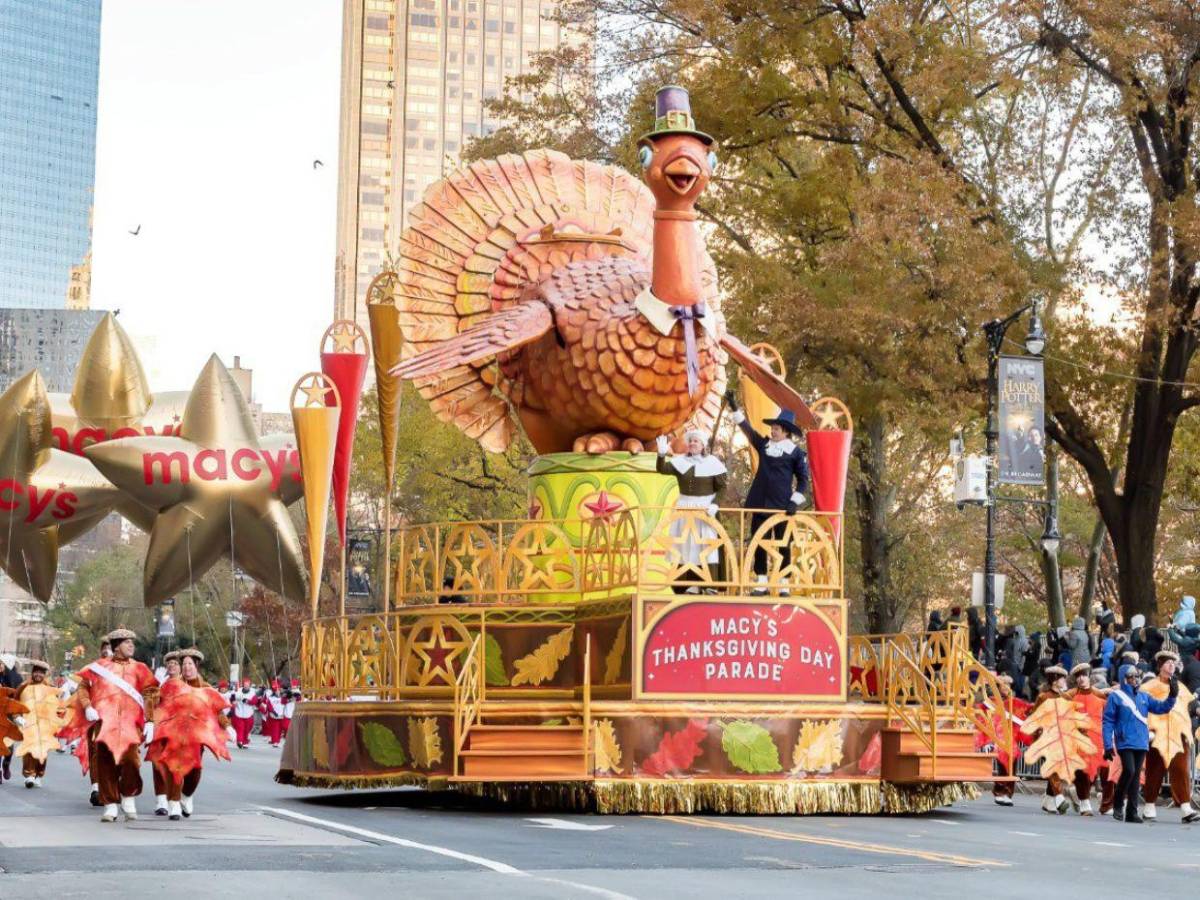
[0,371,121,601]
[85,355,307,607]
[811,396,853,432]
[323,320,367,355]
[407,618,470,686]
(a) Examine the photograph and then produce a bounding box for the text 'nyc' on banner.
[998,355,1046,485]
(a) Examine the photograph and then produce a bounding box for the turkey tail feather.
[720,334,818,430]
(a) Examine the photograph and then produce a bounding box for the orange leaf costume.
[15,682,65,763]
[0,688,30,757]
[77,657,157,761]
[55,689,95,774]
[1065,687,1109,779]
[146,678,231,781]
[1023,697,1097,783]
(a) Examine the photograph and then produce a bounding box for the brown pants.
[86,722,100,782]
[153,763,165,796]
[94,743,143,805]
[1046,774,1064,796]
[1144,750,1191,806]
[1073,768,1114,810]
[993,762,1014,799]
[154,763,201,801]
[22,755,46,778]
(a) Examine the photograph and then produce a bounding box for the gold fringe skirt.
[276,769,978,815]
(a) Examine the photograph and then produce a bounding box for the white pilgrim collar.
[634,287,716,337]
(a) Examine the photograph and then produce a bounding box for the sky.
[90,0,342,413]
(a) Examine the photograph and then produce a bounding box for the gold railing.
[582,634,592,777]
[851,624,1013,772]
[452,635,484,778]
[392,507,843,607]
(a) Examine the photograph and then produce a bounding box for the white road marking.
[1009,831,1041,837]
[258,806,638,900]
[525,817,613,831]
[929,818,958,826]
[1092,841,1130,848]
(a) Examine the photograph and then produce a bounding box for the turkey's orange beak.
[663,156,702,195]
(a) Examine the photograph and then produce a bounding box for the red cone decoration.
[805,398,853,541]
[319,321,369,546]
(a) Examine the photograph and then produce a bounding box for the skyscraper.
[334,0,573,329]
[0,0,102,310]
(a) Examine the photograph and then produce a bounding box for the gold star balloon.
[85,355,307,607]
[0,371,122,601]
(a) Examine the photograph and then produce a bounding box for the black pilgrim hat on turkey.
[762,409,804,437]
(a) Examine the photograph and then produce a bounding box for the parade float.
[275,87,1013,815]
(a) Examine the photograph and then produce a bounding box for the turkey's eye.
[639,145,653,169]
[707,151,718,173]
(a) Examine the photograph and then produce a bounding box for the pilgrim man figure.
[725,390,809,595]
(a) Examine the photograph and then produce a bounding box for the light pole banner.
[998,355,1046,485]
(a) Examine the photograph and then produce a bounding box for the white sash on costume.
[1110,687,1149,726]
[84,661,144,710]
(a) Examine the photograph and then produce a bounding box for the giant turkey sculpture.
[391,86,815,454]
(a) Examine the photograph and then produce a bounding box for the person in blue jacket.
[1102,663,1178,823]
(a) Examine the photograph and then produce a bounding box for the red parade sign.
[640,601,844,699]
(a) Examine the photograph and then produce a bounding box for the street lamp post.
[981,301,1046,669]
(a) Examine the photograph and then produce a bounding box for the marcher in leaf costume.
[151,652,183,816]
[14,660,63,787]
[146,648,232,821]
[1064,663,1113,816]
[980,673,1030,807]
[55,636,113,807]
[1102,662,1177,824]
[1026,666,1081,815]
[0,687,30,762]
[1139,650,1199,823]
[76,628,159,822]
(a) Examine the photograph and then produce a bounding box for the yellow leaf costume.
[1022,697,1096,782]
[16,683,65,763]
[1142,678,1194,762]
[408,717,444,769]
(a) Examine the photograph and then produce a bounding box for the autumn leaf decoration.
[1022,698,1097,782]
[511,625,574,687]
[17,683,65,763]
[360,721,407,766]
[720,720,783,775]
[408,717,444,769]
[1148,682,1195,763]
[603,619,628,685]
[593,719,623,775]
[144,682,232,781]
[484,633,507,687]
[310,719,331,771]
[641,718,708,777]
[790,719,844,774]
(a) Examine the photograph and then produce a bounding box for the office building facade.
[334,0,571,328]
[0,306,104,393]
[0,0,102,310]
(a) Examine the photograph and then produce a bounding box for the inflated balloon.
[366,271,403,488]
[0,371,122,601]
[291,372,341,616]
[85,355,307,606]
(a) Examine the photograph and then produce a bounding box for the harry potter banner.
[997,355,1046,486]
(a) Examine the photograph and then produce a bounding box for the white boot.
[1143,802,1157,820]
[181,794,194,818]
[1055,794,1070,814]
[100,803,118,822]
[154,794,168,816]
[1182,803,1200,824]
[23,777,34,789]
[120,796,138,821]
[1079,799,1094,816]
[167,800,182,821]
[33,776,42,788]
[1041,794,1056,813]
[751,575,768,596]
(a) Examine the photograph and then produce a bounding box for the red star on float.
[583,491,623,520]
[410,619,469,686]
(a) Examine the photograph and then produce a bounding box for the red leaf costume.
[77,657,157,762]
[146,678,231,781]
[0,688,30,757]
[55,691,94,774]
[974,696,1032,770]
[641,718,708,777]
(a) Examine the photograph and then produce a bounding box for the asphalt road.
[1,738,1197,898]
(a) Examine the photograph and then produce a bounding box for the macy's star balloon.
[0,371,122,601]
[85,355,307,606]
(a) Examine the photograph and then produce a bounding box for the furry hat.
[1044,665,1069,679]
[1069,662,1092,679]
[28,659,50,672]
[1155,649,1180,669]
[995,673,1014,686]
[177,647,204,663]
[163,650,181,664]
[104,627,136,644]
